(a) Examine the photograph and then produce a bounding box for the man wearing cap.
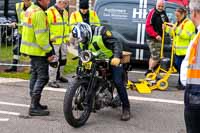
[69,0,100,32]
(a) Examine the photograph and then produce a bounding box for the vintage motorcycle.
[63,50,122,128]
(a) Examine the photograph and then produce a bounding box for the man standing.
[20,0,53,116]
[145,0,169,75]
[5,0,32,72]
[180,0,200,132]
[46,0,69,88]
[69,0,100,31]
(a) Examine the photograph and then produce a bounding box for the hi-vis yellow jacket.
[187,32,200,85]
[165,18,196,56]
[16,2,33,34]
[69,10,100,31]
[46,6,69,45]
[20,4,52,56]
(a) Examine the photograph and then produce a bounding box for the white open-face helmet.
[72,22,92,44]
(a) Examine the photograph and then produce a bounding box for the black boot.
[38,96,48,110]
[29,95,49,116]
[121,107,131,121]
[4,59,18,72]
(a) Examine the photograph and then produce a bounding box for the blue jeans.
[29,56,49,96]
[112,65,130,109]
[174,55,185,85]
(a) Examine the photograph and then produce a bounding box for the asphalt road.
[0,71,186,133]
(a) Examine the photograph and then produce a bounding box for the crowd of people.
[146,0,200,132]
[3,0,200,131]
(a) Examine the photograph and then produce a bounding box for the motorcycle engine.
[95,87,113,110]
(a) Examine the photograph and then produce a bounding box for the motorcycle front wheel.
[63,79,92,128]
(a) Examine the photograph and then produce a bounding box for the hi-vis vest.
[20,4,52,56]
[166,18,196,56]
[69,10,100,31]
[80,27,113,59]
[46,6,69,45]
[187,33,200,85]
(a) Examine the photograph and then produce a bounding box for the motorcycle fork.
[83,64,97,109]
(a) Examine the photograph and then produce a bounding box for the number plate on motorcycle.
[83,62,92,70]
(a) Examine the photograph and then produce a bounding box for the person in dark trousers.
[180,0,200,132]
[5,0,32,72]
[145,0,169,75]
[164,7,196,90]
[72,22,131,121]
[20,0,55,116]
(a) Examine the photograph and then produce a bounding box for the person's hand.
[48,55,55,62]
[162,24,166,30]
[111,58,121,66]
[156,35,162,41]
[166,22,174,27]
[10,22,17,28]
[69,33,75,45]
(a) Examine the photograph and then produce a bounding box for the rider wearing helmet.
[72,22,131,121]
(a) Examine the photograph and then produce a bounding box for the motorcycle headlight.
[80,50,92,63]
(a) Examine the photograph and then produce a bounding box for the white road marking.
[0,78,26,83]
[0,118,9,122]
[44,87,66,92]
[0,110,20,116]
[0,101,29,108]
[128,96,183,105]
[44,88,183,105]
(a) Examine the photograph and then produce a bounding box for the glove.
[111,58,121,66]
[49,55,58,68]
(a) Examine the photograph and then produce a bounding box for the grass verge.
[0,53,78,80]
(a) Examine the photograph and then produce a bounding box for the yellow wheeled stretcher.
[127,22,177,94]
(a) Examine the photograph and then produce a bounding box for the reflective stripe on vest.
[21,40,51,51]
[47,6,69,45]
[35,28,49,34]
[187,33,200,84]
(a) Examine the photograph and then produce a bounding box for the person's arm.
[101,26,122,58]
[69,12,77,32]
[145,8,158,39]
[32,11,52,53]
[92,10,101,26]
[176,20,196,40]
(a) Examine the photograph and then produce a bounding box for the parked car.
[94,0,183,63]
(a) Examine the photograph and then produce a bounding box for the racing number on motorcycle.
[83,62,92,70]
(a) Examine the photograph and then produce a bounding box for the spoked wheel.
[63,79,92,128]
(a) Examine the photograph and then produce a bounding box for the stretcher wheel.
[146,72,156,80]
[157,79,168,90]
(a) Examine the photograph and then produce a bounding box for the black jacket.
[146,7,169,39]
[90,25,122,58]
